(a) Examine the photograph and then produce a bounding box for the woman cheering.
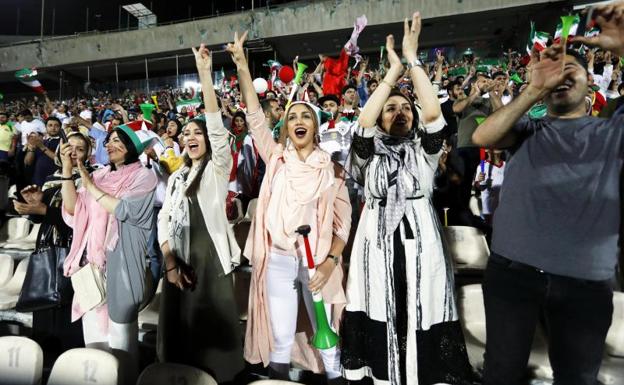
[340,13,474,385]
[61,120,158,385]
[228,32,351,381]
[157,44,244,383]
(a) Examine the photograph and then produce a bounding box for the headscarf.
[63,162,157,277]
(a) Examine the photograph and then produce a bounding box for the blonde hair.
[278,102,319,146]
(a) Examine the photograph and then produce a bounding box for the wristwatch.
[406,58,424,69]
[327,254,339,266]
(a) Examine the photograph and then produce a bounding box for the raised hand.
[59,141,73,172]
[225,31,249,67]
[76,160,93,189]
[191,43,212,74]
[529,44,575,96]
[386,34,403,73]
[436,50,445,66]
[574,1,624,57]
[402,11,422,62]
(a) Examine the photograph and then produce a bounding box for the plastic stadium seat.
[606,292,624,357]
[0,336,43,385]
[137,363,217,385]
[3,223,40,250]
[469,194,481,217]
[457,284,553,380]
[0,253,14,288]
[138,278,162,331]
[0,257,29,310]
[443,226,490,269]
[229,198,244,224]
[47,348,118,385]
[7,184,16,200]
[598,292,624,385]
[242,198,258,223]
[0,218,31,246]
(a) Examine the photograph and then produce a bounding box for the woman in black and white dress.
[340,12,474,385]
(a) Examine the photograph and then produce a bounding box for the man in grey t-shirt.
[472,5,624,385]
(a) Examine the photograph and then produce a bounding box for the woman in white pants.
[61,125,158,385]
[225,32,351,382]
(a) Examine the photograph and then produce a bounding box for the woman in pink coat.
[226,32,351,382]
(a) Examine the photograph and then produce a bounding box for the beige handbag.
[70,263,106,312]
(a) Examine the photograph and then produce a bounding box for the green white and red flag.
[15,68,45,94]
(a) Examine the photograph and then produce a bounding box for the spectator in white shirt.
[15,109,46,147]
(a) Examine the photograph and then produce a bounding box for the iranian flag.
[176,97,202,116]
[579,27,601,55]
[526,21,550,54]
[15,68,46,94]
[554,14,580,44]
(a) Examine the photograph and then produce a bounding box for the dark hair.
[375,89,419,133]
[446,80,462,93]
[231,111,247,128]
[491,71,506,80]
[342,84,357,95]
[566,49,588,73]
[166,119,182,140]
[261,98,279,114]
[368,79,379,86]
[19,109,32,117]
[618,82,624,94]
[46,116,62,126]
[183,119,212,197]
[107,128,140,169]
[0,112,8,118]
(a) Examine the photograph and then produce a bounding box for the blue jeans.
[482,253,613,385]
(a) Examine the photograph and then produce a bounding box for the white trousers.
[266,253,341,378]
[82,309,138,385]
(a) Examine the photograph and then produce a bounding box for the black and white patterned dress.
[341,115,474,385]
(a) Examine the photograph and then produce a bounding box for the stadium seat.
[229,198,244,224]
[47,348,118,385]
[7,184,16,200]
[598,291,624,384]
[0,336,43,385]
[0,257,29,309]
[605,291,624,357]
[457,284,553,380]
[242,198,258,223]
[0,253,14,288]
[469,194,481,217]
[136,363,217,385]
[138,278,162,331]
[0,218,31,246]
[2,223,40,250]
[443,226,489,269]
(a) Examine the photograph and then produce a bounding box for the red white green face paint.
[105,131,128,166]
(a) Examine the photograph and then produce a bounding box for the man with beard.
[472,3,624,383]
[441,79,463,140]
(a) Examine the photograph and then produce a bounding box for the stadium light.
[122,3,157,29]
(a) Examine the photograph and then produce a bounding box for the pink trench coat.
[243,109,352,372]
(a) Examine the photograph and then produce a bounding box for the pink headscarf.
[62,162,157,277]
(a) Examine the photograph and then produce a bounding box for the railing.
[0,0,318,48]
